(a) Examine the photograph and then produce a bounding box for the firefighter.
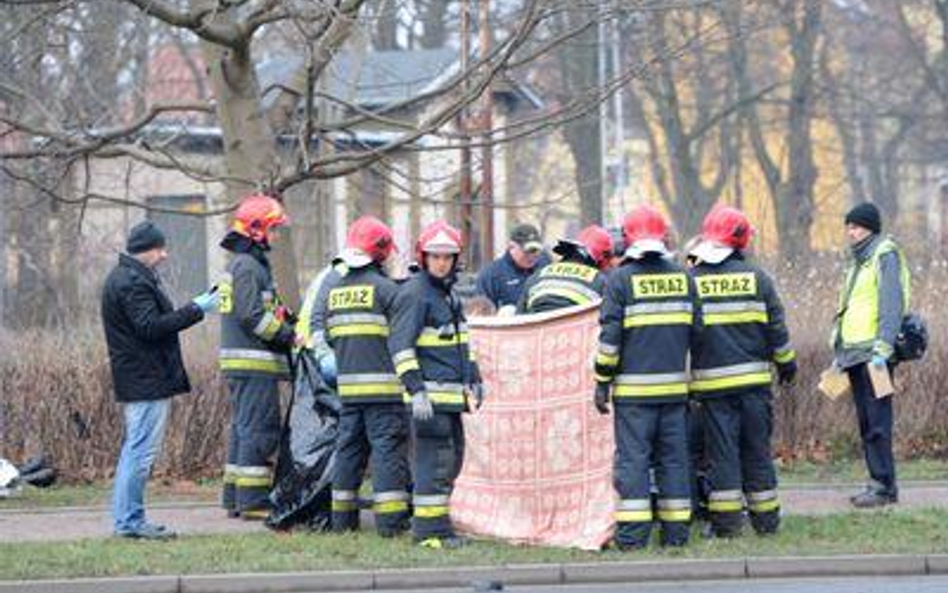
[517,225,614,314]
[687,205,797,537]
[833,202,909,508]
[219,193,299,519]
[389,220,484,548]
[297,257,348,388]
[327,216,410,537]
[594,204,699,549]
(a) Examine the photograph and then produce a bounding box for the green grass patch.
[2,508,948,581]
[779,457,948,484]
[0,479,219,510]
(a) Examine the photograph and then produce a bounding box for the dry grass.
[1,258,946,481]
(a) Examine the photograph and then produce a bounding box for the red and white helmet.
[416,220,463,264]
[690,205,753,264]
[576,225,614,270]
[231,193,288,244]
[343,216,395,267]
[622,204,669,258]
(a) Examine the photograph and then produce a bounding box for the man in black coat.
[101,220,217,539]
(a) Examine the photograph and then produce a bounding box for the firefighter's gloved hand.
[467,383,485,410]
[776,360,798,385]
[192,289,220,313]
[318,352,337,389]
[412,391,434,421]
[593,384,611,415]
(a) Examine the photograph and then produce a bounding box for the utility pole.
[597,3,608,225]
[459,0,477,270]
[478,0,494,265]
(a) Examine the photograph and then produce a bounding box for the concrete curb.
[3,554,948,593]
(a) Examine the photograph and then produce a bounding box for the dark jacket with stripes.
[325,264,402,405]
[595,254,700,405]
[389,271,482,413]
[219,235,295,378]
[516,257,606,314]
[688,253,795,398]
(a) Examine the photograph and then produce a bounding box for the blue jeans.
[112,399,170,533]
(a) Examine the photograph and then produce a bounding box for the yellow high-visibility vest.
[838,238,910,349]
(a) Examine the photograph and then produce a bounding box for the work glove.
[593,383,611,415]
[411,391,434,422]
[776,360,798,385]
[192,288,220,313]
[871,354,888,368]
[466,383,485,410]
[318,351,337,389]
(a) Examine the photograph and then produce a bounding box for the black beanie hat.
[844,202,881,234]
[126,220,166,254]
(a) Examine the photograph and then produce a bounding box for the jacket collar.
[850,233,880,263]
[119,253,158,284]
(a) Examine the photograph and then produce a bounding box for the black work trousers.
[614,402,691,548]
[848,363,896,494]
[222,376,281,514]
[331,402,410,536]
[411,411,465,541]
[704,389,779,537]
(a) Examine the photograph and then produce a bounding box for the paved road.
[350,576,948,593]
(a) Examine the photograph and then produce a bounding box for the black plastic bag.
[267,351,340,531]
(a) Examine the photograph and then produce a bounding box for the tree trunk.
[197,4,301,309]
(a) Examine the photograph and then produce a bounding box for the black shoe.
[851,487,898,508]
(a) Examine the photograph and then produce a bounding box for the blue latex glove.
[318,352,337,389]
[871,354,888,367]
[192,289,220,313]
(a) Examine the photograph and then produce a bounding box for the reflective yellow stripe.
[614,383,689,397]
[623,313,693,328]
[748,499,780,513]
[690,372,772,392]
[395,358,420,376]
[332,500,358,512]
[774,349,796,363]
[414,505,450,518]
[416,333,470,347]
[255,313,282,340]
[527,287,594,308]
[235,476,271,488]
[374,500,409,514]
[428,391,466,406]
[329,324,389,338]
[708,500,743,512]
[596,353,619,367]
[338,383,405,396]
[615,510,652,522]
[220,359,289,373]
[657,509,692,522]
[594,373,612,383]
[704,311,769,325]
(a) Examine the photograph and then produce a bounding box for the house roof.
[258,47,542,112]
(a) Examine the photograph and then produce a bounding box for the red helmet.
[345,215,395,265]
[576,225,614,270]
[416,220,463,264]
[623,204,669,246]
[232,193,288,244]
[701,205,753,250]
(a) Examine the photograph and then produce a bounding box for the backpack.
[894,312,927,362]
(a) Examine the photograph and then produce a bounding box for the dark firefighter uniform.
[595,257,700,548]
[689,254,795,536]
[219,239,295,516]
[517,260,606,314]
[326,265,410,536]
[389,270,481,545]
